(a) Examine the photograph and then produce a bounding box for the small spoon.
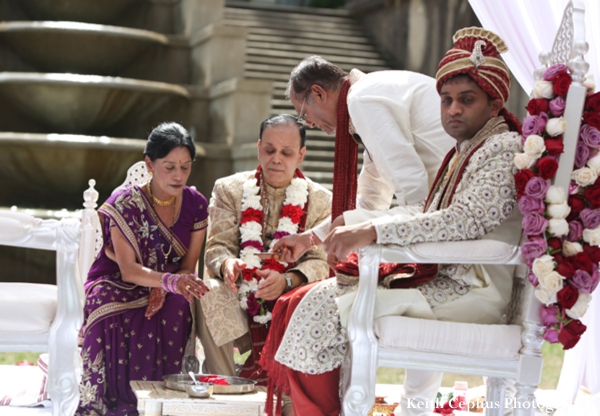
[189,371,200,385]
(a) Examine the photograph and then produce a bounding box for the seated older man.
[195,114,331,415]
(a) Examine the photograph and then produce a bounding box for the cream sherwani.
[313,69,455,240]
[196,170,331,374]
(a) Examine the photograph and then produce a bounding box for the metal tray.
[163,374,257,394]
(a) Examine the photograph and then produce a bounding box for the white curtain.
[468,0,599,95]
[469,0,600,404]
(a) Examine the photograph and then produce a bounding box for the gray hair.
[285,56,347,100]
[259,114,306,148]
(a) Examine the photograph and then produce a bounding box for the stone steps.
[225,4,387,191]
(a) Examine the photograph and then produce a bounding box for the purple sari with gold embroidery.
[75,184,207,416]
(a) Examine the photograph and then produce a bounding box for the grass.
[0,352,42,366]
[375,342,565,390]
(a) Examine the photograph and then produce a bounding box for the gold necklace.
[159,198,177,264]
[146,180,175,206]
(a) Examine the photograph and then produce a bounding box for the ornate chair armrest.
[378,239,525,265]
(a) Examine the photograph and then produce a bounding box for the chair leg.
[485,377,507,416]
[513,382,538,416]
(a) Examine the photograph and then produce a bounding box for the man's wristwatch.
[283,273,293,293]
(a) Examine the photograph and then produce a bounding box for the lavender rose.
[542,328,560,343]
[568,220,584,242]
[575,141,591,169]
[527,272,539,287]
[524,176,550,199]
[523,212,549,235]
[580,208,600,229]
[540,304,560,325]
[543,64,569,81]
[522,113,548,137]
[581,125,600,149]
[572,269,600,294]
[549,96,566,116]
[519,195,546,215]
[521,237,548,266]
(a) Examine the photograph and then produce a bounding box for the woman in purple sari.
[76,122,210,415]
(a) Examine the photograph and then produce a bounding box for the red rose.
[262,258,286,273]
[584,184,600,209]
[554,253,565,265]
[583,244,600,263]
[553,72,572,96]
[526,98,550,116]
[556,261,576,279]
[585,92,600,112]
[536,157,559,180]
[568,194,586,218]
[559,319,587,350]
[281,204,305,224]
[240,208,263,224]
[571,252,594,274]
[544,137,564,156]
[583,112,600,130]
[557,285,579,310]
[242,268,256,282]
[514,169,536,198]
[547,237,562,251]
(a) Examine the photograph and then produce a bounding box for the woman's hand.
[175,273,210,303]
[255,269,286,301]
[145,288,167,319]
[222,258,246,293]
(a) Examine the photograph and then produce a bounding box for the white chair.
[343,2,590,416]
[0,180,100,416]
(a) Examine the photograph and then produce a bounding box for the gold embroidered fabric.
[200,170,332,346]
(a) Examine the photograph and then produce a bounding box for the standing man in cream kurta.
[195,115,331,390]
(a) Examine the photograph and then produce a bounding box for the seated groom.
[261,27,524,416]
[195,114,331,413]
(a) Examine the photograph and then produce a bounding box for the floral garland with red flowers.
[237,166,308,324]
[513,63,600,349]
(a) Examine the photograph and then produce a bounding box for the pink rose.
[549,96,566,116]
[523,213,549,236]
[524,176,550,199]
[543,64,569,81]
[527,271,539,287]
[518,195,546,214]
[580,125,600,149]
[580,208,600,230]
[575,142,590,169]
[543,328,560,343]
[568,220,584,242]
[540,304,560,325]
[522,113,549,137]
[572,269,600,294]
[522,237,548,266]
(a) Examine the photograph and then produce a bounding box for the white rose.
[546,117,566,137]
[583,226,600,245]
[547,202,571,219]
[514,153,535,170]
[562,241,583,257]
[537,271,564,293]
[588,153,600,173]
[584,74,596,92]
[523,135,546,159]
[534,287,558,306]
[548,218,569,237]
[532,254,556,279]
[532,80,555,99]
[545,186,567,204]
[566,292,592,320]
[572,167,598,187]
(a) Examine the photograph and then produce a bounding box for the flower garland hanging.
[237,166,309,324]
[514,63,600,349]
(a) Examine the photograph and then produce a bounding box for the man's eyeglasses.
[296,97,308,126]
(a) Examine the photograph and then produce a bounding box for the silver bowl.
[185,383,213,399]
[163,374,257,394]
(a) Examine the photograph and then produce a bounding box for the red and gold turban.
[436,27,521,133]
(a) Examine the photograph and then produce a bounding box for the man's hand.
[272,233,313,263]
[330,214,345,231]
[324,222,378,268]
[255,269,286,301]
[222,258,246,293]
